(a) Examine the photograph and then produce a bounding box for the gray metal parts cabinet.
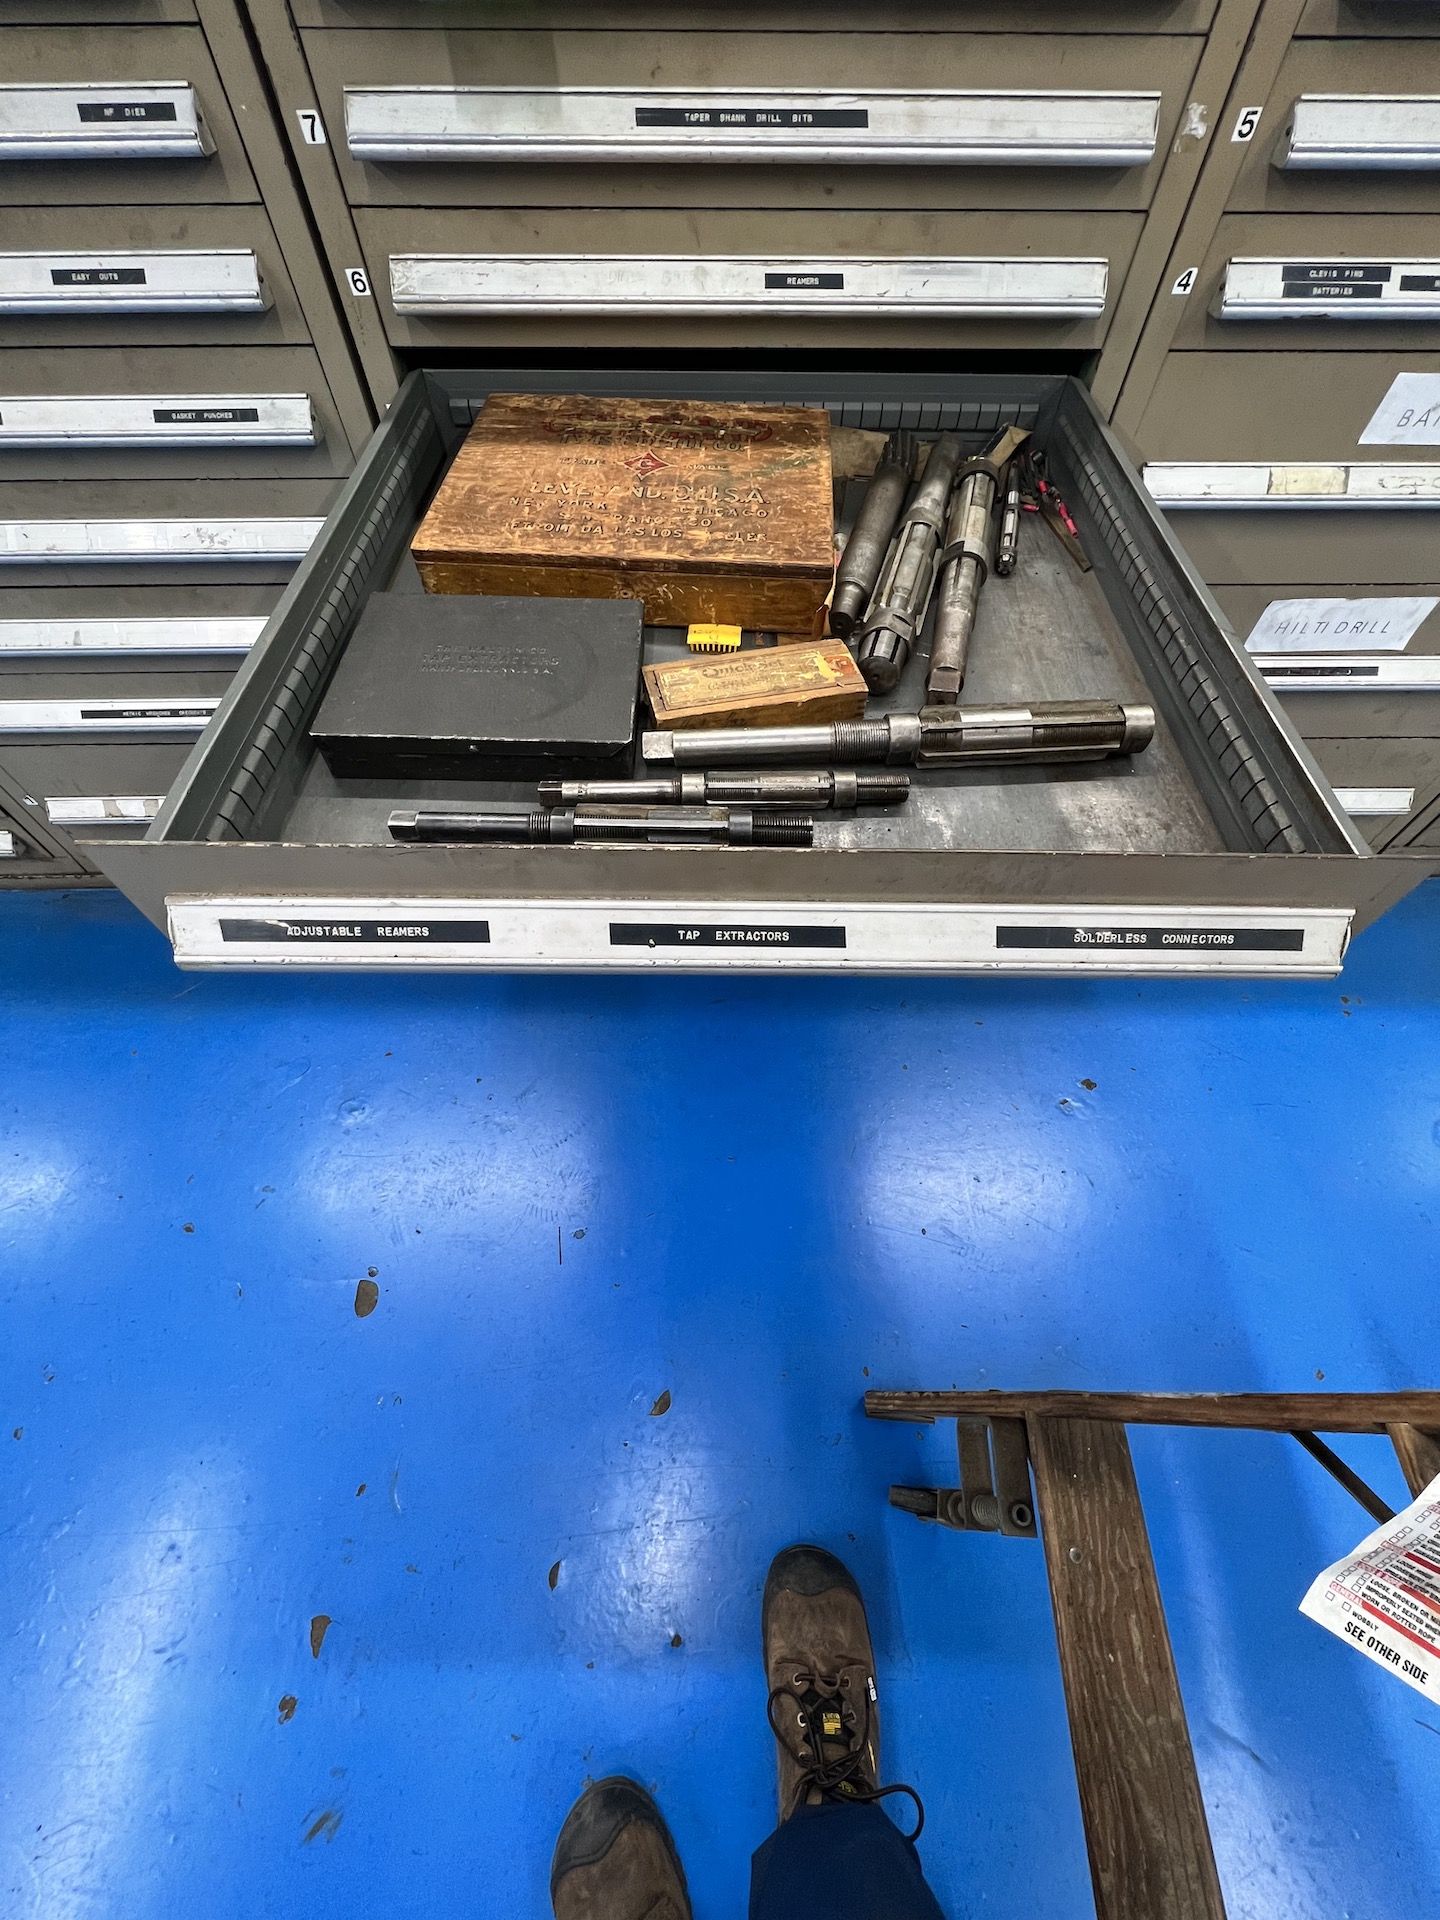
[247,0,1265,409]
[0,0,376,885]
[1112,0,1440,855]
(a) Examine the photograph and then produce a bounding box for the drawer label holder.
[635,106,869,130]
[220,916,491,945]
[994,924,1303,952]
[1144,461,1440,508]
[1221,258,1440,320]
[389,253,1109,319]
[1255,655,1440,693]
[0,83,211,160]
[0,699,219,735]
[610,921,846,949]
[77,101,178,124]
[0,394,313,448]
[0,517,323,564]
[0,250,267,315]
[343,86,1160,168]
[165,898,1353,977]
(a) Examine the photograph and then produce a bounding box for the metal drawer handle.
[0,700,220,735]
[0,250,268,314]
[1334,787,1414,816]
[46,796,165,827]
[0,618,265,656]
[388,253,1110,318]
[1220,256,1440,319]
[1144,462,1440,509]
[1255,655,1440,692]
[0,82,213,160]
[0,394,315,446]
[0,519,324,563]
[345,86,1160,168]
[1276,94,1440,171]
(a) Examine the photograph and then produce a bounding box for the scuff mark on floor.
[302,1809,343,1845]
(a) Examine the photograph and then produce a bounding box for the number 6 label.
[346,267,372,297]
[1231,105,1262,143]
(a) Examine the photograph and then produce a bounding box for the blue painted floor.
[2,885,1439,1920]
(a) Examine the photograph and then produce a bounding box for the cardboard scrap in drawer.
[644,639,866,730]
[410,392,834,635]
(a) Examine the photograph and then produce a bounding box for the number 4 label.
[1171,267,1198,296]
[1231,105,1262,143]
[297,108,326,145]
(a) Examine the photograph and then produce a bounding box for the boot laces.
[767,1661,924,1840]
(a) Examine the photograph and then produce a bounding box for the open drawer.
[91,367,1427,976]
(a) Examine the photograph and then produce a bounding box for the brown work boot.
[763,1543,885,1820]
[550,1778,690,1920]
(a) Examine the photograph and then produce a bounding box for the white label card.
[1301,1473,1440,1700]
[1245,596,1439,653]
[1360,374,1440,447]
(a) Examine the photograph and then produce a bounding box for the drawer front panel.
[1152,512,1438,587]
[0,572,279,881]
[6,1,197,19]
[0,206,312,345]
[1304,735,1434,849]
[291,1,1220,31]
[0,478,335,584]
[1176,214,1440,349]
[359,206,1141,350]
[312,31,1196,212]
[0,345,352,479]
[1230,44,1440,214]
[0,27,257,203]
[1270,685,1440,741]
[389,253,1111,319]
[0,249,268,314]
[1298,2,1440,33]
[1134,351,1440,458]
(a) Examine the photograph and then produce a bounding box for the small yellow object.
[821,1711,843,1738]
[686,623,744,654]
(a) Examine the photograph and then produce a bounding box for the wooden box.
[410,392,834,634]
[643,640,867,730]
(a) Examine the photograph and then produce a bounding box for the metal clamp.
[889,1416,1037,1538]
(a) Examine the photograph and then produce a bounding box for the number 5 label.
[1231,106,1262,143]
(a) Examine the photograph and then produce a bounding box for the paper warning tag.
[1301,1473,1440,1697]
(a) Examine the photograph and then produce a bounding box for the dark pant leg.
[748,1801,947,1920]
